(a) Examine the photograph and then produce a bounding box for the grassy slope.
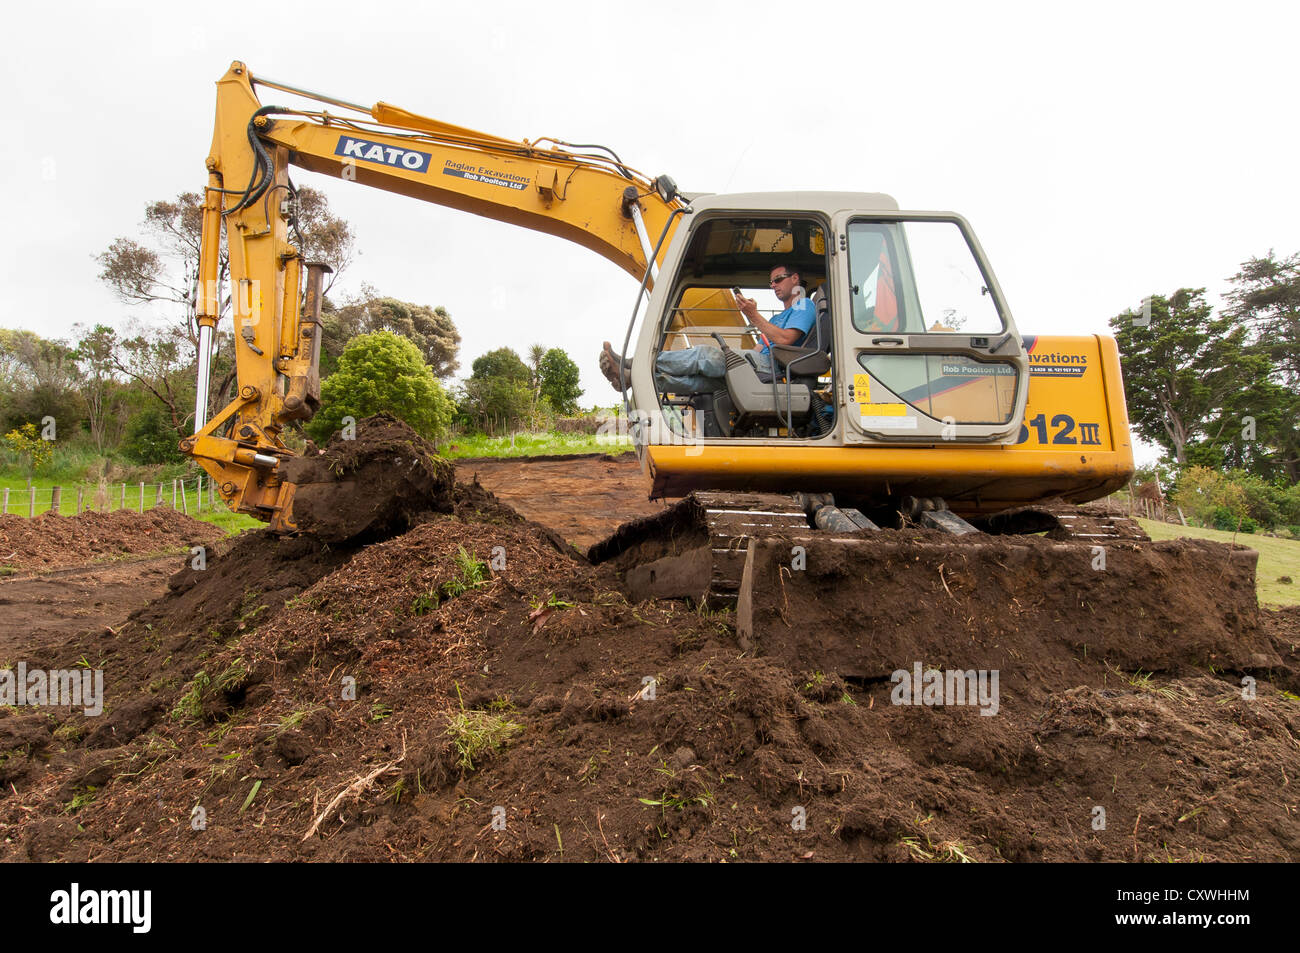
[1138,518,1299,607]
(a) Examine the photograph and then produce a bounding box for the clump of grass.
[170,670,211,723]
[444,694,523,771]
[213,658,248,692]
[1108,665,1192,701]
[898,814,977,863]
[277,705,322,733]
[638,789,715,812]
[53,720,85,744]
[411,546,491,615]
[63,786,97,814]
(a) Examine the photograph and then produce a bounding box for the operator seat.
[707,285,834,437]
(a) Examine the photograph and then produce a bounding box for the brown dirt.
[0,509,224,572]
[452,453,666,550]
[0,557,177,661]
[283,413,456,542]
[0,438,1297,863]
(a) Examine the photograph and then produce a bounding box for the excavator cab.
[634,194,1029,456]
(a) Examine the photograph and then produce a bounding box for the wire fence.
[0,476,217,518]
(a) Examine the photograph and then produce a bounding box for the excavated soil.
[0,509,223,572]
[283,413,457,542]
[0,424,1297,863]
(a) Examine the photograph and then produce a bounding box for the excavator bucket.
[277,415,455,542]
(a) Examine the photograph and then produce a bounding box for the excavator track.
[976,498,1150,542]
[589,491,819,607]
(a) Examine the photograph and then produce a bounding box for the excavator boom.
[187,62,682,531]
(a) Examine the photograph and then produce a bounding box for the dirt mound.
[738,533,1274,689]
[0,508,224,572]
[2,485,1297,863]
[283,413,456,542]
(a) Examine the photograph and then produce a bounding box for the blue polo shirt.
[760,297,817,355]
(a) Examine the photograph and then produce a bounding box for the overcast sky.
[3,0,1297,463]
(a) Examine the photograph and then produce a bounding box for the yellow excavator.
[185,62,1139,598]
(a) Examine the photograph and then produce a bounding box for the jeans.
[654,346,773,394]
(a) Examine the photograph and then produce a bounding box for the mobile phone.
[731,286,742,296]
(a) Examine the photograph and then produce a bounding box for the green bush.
[307,330,453,443]
[1210,505,1237,532]
[122,407,183,465]
[456,377,538,435]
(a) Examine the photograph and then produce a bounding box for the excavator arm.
[186,61,684,531]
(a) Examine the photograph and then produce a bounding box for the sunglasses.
[769,273,795,285]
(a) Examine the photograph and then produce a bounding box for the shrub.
[307,331,453,443]
[122,407,182,465]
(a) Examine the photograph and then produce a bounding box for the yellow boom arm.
[186,61,684,529]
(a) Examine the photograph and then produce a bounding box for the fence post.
[138,482,145,513]
[29,486,35,518]
[51,486,62,515]
[2,487,8,514]
[76,487,84,514]
[155,483,163,507]
[180,479,189,516]
[208,479,215,507]
[120,483,126,511]
[196,475,202,513]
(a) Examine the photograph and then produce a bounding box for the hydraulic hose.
[225,106,286,216]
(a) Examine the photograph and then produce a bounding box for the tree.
[307,331,453,443]
[1224,251,1300,482]
[526,343,547,400]
[72,324,128,454]
[537,348,583,416]
[121,405,183,465]
[1226,251,1300,389]
[97,187,355,419]
[457,347,536,434]
[1108,290,1253,466]
[108,323,197,441]
[0,329,82,434]
[321,288,460,379]
[457,377,536,435]
[471,347,531,383]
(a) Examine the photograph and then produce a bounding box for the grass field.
[438,430,632,459]
[0,471,261,534]
[1138,518,1300,607]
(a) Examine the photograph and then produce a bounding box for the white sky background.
[2,0,1297,465]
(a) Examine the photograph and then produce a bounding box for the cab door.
[835,213,1028,444]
